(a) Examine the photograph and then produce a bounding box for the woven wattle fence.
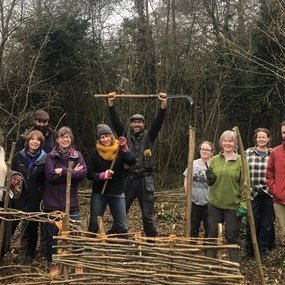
[0,190,244,284]
[47,230,242,285]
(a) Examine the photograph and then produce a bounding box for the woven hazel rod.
[55,249,242,273]
[55,236,240,253]
[56,256,241,278]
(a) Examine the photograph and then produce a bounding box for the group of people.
[184,123,285,262]
[1,91,284,271]
[0,92,168,273]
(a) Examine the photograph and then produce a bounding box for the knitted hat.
[130,113,145,123]
[34,109,49,121]
[97,124,113,137]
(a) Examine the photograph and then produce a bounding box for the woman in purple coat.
[43,126,87,268]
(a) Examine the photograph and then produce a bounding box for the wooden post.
[185,126,196,237]
[97,216,107,242]
[217,223,223,260]
[62,160,74,280]
[233,126,265,285]
[0,142,16,256]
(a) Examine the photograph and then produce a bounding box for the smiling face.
[57,134,72,149]
[199,142,213,161]
[99,134,113,147]
[221,136,236,153]
[219,131,237,154]
[130,119,145,133]
[28,135,42,152]
[256,131,270,148]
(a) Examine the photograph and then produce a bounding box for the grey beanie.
[130,113,145,123]
[97,124,113,137]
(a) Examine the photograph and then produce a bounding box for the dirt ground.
[0,190,285,284]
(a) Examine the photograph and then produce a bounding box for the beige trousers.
[274,203,285,243]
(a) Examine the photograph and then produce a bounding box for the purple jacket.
[43,146,87,211]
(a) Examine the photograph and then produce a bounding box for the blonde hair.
[219,130,237,148]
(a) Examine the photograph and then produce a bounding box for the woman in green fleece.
[205,130,245,262]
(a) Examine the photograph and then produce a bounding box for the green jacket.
[208,153,245,210]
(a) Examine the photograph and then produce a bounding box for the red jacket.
[266,142,285,205]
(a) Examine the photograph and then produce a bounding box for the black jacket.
[11,149,46,211]
[108,106,166,173]
[87,148,135,195]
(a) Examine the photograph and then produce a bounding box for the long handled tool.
[0,142,16,256]
[101,148,120,195]
[94,93,194,105]
[233,126,265,285]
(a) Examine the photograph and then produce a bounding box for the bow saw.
[94,94,193,105]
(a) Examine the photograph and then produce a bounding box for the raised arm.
[108,92,125,136]
[148,92,168,142]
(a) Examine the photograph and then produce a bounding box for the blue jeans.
[45,210,80,262]
[245,192,274,255]
[88,192,128,234]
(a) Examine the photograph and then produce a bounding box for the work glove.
[99,170,114,180]
[10,175,23,199]
[205,167,216,186]
[236,205,247,217]
[144,149,152,157]
[118,136,129,151]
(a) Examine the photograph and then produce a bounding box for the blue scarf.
[24,149,41,170]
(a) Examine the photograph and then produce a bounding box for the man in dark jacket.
[15,109,56,153]
[107,92,167,237]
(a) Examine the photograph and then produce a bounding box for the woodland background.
[0,0,285,190]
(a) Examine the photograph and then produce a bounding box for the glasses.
[36,119,48,124]
[200,148,212,152]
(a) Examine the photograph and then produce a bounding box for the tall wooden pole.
[62,160,74,280]
[233,126,265,285]
[0,142,16,256]
[185,126,195,237]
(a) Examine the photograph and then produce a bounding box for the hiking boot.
[75,267,84,274]
[49,263,60,279]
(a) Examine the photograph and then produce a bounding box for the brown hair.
[199,141,214,152]
[57,126,74,142]
[254,128,270,146]
[25,130,45,149]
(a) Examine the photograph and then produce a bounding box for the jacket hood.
[20,149,46,165]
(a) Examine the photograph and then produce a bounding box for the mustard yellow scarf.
[96,139,119,161]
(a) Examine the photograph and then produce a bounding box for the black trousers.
[191,203,208,238]
[125,175,157,237]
